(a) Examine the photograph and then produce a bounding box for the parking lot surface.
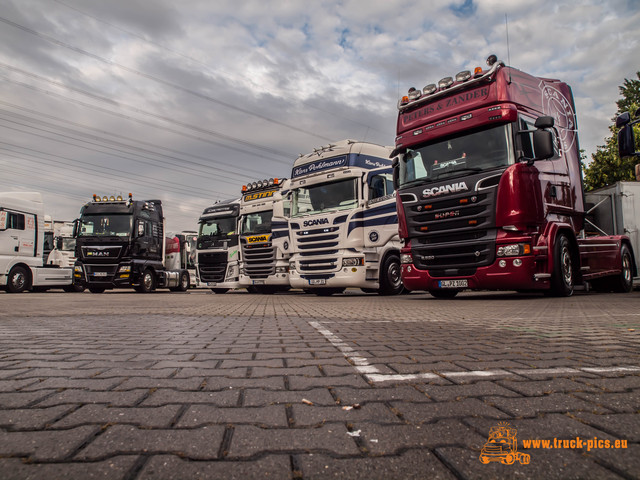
[0,288,639,479]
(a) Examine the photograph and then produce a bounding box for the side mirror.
[533,130,554,160]
[618,124,636,158]
[535,116,554,129]
[616,112,631,128]
[72,219,79,237]
[392,159,399,191]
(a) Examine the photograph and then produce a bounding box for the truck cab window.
[8,212,25,230]
[369,173,394,200]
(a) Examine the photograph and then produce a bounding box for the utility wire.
[0,15,334,142]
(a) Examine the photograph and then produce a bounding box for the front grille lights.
[342,257,364,267]
[117,265,131,273]
[496,244,531,257]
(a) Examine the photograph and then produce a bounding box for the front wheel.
[378,255,404,296]
[549,233,574,297]
[7,266,29,293]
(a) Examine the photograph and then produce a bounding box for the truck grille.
[241,242,276,278]
[293,226,340,274]
[84,264,118,283]
[198,252,228,282]
[406,188,498,273]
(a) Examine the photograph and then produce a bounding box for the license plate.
[207,282,217,286]
[94,272,108,277]
[253,280,265,285]
[438,279,468,288]
[309,278,326,285]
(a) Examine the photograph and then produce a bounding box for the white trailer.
[0,192,73,293]
[288,140,403,295]
[585,181,640,283]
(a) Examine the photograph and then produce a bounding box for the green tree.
[583,72,640,191]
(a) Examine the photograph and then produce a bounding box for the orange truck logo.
[479,422,531,465]
[246,234,271,244]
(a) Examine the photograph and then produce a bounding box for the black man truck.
[73,194,190,293]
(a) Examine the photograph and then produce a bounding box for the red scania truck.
[393,55,635,297]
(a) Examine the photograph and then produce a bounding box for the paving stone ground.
[0,288,639,479]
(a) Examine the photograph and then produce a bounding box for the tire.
[428,289,459,299]
[612,244,633,293]
[210,288,229,294]
[312,288,345,296]
[171,271,190,292]
[136,269,156,293]
[479,455,490,465]
[6,266,29,293]
[549,233,574,297]
[378,254,404,295]
[88,287,105,293]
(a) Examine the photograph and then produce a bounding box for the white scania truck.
[238,178,291,294]
[287,139,404,295]
[196,199,241,293]
[0,192,74,293]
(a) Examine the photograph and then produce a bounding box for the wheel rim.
[12,272,26,290]
[143,273,153,290]
[181,274,188,289]
[561,245,572,286]
[622,253,632,284]
[388,261,401,288]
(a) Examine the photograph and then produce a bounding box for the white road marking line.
[309,321,640,384]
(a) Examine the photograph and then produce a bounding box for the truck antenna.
[505,13,512,83]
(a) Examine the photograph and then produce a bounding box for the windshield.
[60,238,76,251]
[398,124,513,187]
[198,216,237,238]
[241,210,273,235]
[78,214,132,237]
[291,178,358,217]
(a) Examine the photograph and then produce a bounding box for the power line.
[0,72,292,176]
[0,14,335,142]
[0,62,293,162]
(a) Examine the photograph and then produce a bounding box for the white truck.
[238,178,291,294]
[46,221,77,268]
[287,139,404,295]
[0,192,74,293]
[196,199,242,293]
[174,231,200,287]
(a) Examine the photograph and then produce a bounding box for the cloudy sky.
[0,0,638,232]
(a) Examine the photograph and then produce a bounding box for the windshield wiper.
[433,167,482,180]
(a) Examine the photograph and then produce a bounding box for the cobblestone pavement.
[0,288,639,479]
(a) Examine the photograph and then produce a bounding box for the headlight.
[227,265,239,278]
[74,265,83,273]
[400,253,413,264]
[117,265,131,273]
[342,257,363,267]
[496,244,531,257]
